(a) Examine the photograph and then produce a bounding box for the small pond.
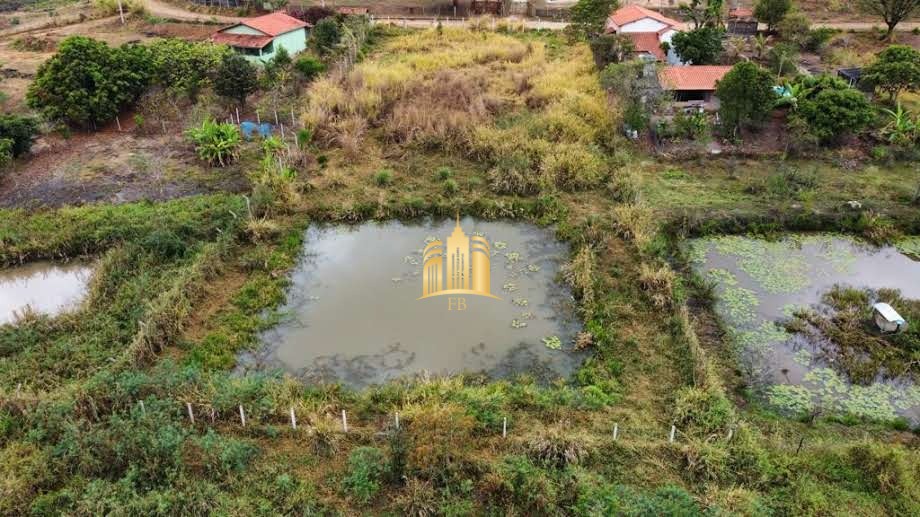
[0,261,93,325]
[239,218,583,387]
[689,235,920,425]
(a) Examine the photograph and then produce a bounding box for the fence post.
[395,411,400,430]
[256,110,261,125]
[235,107,240,125]
[186,402,195,424]
[290,107,296,128]
[613,423,619,441]
[290,407,297,429]
[669,425,676,443]
[502,417,507,438]
[239,405,246,427]
[116,116,122,132]
[727,427,734,442]
[341,410,348,432]
[139,400,146,416]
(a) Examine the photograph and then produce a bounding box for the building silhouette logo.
[419,216,500,301]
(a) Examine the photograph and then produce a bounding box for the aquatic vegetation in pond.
[712,236,810,293]
[511,319,527,329]
[513,298,529,307]
[543,336,562,350]
[767,385,814,416]
[505,252,521,263]
[719,286,759,326]
[502,282,518,292]
[527,264,541,273]
[705,268,737,287]
[793,349,812,367]
[494,241,508,250]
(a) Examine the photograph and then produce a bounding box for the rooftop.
[223,11,310,37]
[211,32,274,49]
[626,32,666,61]
[658,66,733,91]
[608,4,681,29]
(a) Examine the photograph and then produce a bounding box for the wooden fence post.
[239,405,246,427]
[341,410,348,432]
[186,402,195,424]
[290,407,297,429]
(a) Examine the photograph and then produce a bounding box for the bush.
[214,54,258,108]
[804,27,837,52]
[185,118,241,167]
[673,386,735,434]
[435,166,453,181]
[147,39,228,98]
[313,18,341,56]
[492,455,557,512]
[779,10,811,48]
[0,115,38,157]
[671,27,725,65]
[442,178,460,195]
[716,61,777,136]
[0,139,12,170]
[795,83,873,144]
[343,447,386,505]
[373,169,393,186]
[540,144,606,191]
[27,36,152,128]
[294,55,326,81]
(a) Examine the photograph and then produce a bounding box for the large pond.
[0,261,93,325]
[689,235,920,424]
[240,218,583,387]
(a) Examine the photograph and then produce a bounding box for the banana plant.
[880,102,918,147]
[772,81,814,112]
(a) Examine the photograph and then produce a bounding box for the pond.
[689,235,920,425]
[0,261,93,325]
[239,218,583,387]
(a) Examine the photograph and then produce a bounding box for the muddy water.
[0,261,93,325]
[689,235,920,424]
[240,219,583,387]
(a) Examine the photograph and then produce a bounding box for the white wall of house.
[659,29,682,65]
[619,18,669,33]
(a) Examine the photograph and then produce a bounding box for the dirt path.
[145,0,241,24]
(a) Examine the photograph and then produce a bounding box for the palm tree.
[753,34,770,60]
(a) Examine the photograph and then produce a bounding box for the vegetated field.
[0,25,919,515]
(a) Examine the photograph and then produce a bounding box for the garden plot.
[689,234,920,424]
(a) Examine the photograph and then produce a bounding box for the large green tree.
[569,0,620,39]
[312,17,342,56]
[863,45,920,101]
[754,0,792,33]
[671,27,725,64]
[214,54,259,109]
[27,36,152,128]
[147,39,228,99]
[679,0,725,29]
[716,61,777,136]
[856,0,920,40]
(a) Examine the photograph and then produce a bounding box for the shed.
[727,7,758,36]
[658,65,732,109]
[873,303,907,333]
[212,12,310,63]
[837,67,873,92]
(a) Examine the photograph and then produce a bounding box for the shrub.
[214,54,259,109]
[804,27,837,52]
[849,443,920,514]
[27,36,152,128]
[373,169,394,186]
[540,144,606,191]
[186,118,241,167]
[435,166,453,181]
[442,178,460,195]
[343,447,386,505]
[294,55,326,81]
[795,84,873,144]
[0,139,12,170]
[673,386,735,435]
[147,39,228,99]
[0,115,38,157]
[491,455,557,512]
[313,18,341,56]
[779,10,812,47]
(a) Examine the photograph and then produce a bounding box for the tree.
[671,27,725,64]
[716,61,777,136]
[147,38,228,99]
[863,45,920,101]
[214,54,258,109]
[754,0,792,33]
[0,115,38,157]
[794,81,874,144]
[312,17,341,56]
[778,10,811,48]
[588,33,635,68]
[679,0,725,29]
[768,42,799,76]
[569,0,620,39]
[27,36,152,128]
[856,0,920,40]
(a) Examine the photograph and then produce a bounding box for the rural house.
[658,65,732,110]
[604,4,684,65]
[212,12,310,63]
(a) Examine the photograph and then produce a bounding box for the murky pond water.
[690,235,920,424]
[0,261,93,325]
[240,218,583,387]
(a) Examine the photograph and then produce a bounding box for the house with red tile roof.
[658,65,733,109]
[604,4,684,65]
[212,12,310,63]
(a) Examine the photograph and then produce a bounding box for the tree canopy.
[864,44,920,101]
[671,27,724,64]
[569,0,620,39]
[716,61,777,136]
[754,0,792,32]
[27,36,152,128]
[792,75,874,144]
[214,54,259,109]
[855,0,920,39]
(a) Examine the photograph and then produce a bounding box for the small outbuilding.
[727,7,758,36]
[658,65,733,110]
[212,12,311,63]
[873,302,908,333]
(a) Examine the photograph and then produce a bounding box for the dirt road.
[145,0,241,24]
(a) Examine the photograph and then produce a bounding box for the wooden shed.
[727,7,758,36]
